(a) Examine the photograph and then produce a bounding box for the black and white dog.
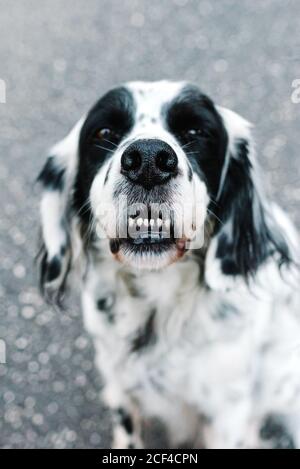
[37,81,300,449]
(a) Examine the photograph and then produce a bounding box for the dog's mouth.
[127,213,174,244]
[109,211,187,266]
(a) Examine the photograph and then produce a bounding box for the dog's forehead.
[125,80,187,119]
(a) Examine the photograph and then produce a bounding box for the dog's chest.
[82,257,201,351]
[82,256,260,403]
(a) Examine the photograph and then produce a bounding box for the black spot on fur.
[45,256,61,283]
[260,416,294,449]
[97,297,112,310]
[60,245,67,256]
[216,234,241,276]
[37,240,70,306]
[97,295,115,322]
[117,408,134,434]
[37,156,65,191]
[131,310,156,353]
[212,302,240,320]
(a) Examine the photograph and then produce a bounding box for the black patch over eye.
[165,85,228,198]
[74,86,135,225]
[167,102,214,145]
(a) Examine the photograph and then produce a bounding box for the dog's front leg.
[102,384,144,449]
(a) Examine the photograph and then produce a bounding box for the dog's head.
[37,80,290,301]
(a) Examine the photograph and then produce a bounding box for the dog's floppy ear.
[37,118,84,303]
[208,107,291,280]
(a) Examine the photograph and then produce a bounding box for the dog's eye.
[185,129,204,138]
[91,128,122,148]
[95,128,114,140]
[180,128,210,143]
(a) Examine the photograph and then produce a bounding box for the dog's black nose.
[121,139,178,189]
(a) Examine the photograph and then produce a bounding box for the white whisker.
[181,140,197,149]
[103,138,118,148]
[93,144,115,153]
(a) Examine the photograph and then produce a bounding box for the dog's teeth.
[165,219,171,229]
[128,218,134,227]
[157,219,163,227]
[137,218,143,227]
[144,219,149,227]
[149,219,155,227]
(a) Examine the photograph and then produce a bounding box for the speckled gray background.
[0,0,299,449]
